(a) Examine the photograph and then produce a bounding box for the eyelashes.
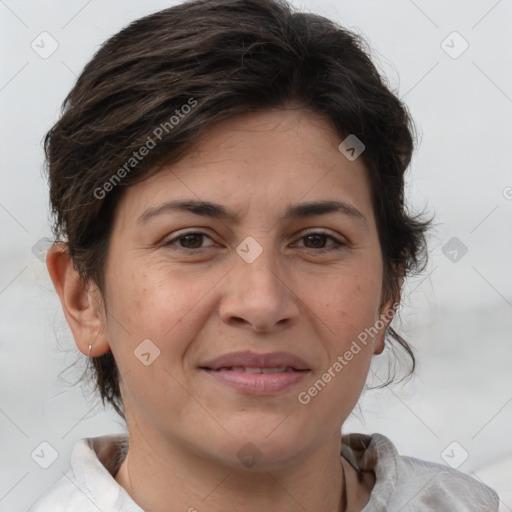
[292,231,346,253]
[163,230,346,254]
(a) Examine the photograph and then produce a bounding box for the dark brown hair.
[45,0,432,421]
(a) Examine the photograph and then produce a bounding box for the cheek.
[108,263,196,331]
[318,276,382,338]
[307,283,380,408]
[311,275,383,404]
[104,263,222,375]
[103,266,206,423]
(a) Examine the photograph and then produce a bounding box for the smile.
[212,366,298,373]
[201,367,309,394]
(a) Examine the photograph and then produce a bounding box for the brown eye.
[294,231,345,253]
[178,234,205,249]
[165,232,215,251]
[303,234,329,249]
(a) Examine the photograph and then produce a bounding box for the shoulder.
[342,432,500,511]
[27,438,99,512]
[27,472,90,511]
[27,435,140,512]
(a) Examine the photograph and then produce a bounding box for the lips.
[200,351,310,371]
[219,367,296,373]
[199,351,310,394]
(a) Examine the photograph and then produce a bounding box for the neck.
[114,428,350,512]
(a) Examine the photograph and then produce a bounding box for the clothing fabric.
[28,432,500,511]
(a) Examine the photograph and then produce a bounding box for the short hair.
[45,0,432,420]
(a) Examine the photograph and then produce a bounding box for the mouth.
[199,361,310,395]
[203,366,307,373]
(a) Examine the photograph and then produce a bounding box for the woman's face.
[97,108,394,469]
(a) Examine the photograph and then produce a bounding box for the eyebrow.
[137,199,368,229]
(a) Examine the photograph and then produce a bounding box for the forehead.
[113,108,374,227]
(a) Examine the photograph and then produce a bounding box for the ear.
[46,243,111,357]
[373,268,403,356]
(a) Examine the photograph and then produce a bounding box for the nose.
[218,241,300,333]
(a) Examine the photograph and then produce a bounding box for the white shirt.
[28,432,500,511]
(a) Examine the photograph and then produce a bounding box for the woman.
[29,0,500,510]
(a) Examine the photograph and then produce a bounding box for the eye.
[293,231,346,253]
[163,230,346,254]
[164,231,216,251]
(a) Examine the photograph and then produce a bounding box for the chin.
[213,420,310,471]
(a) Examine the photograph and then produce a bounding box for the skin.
[47,108,400,512]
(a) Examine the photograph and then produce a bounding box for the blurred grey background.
[1,0,511,510]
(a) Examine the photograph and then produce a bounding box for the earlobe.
[373,302,397,355]
[374,268,403,356]
[372,326,388,355]
[46,243,110,357]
